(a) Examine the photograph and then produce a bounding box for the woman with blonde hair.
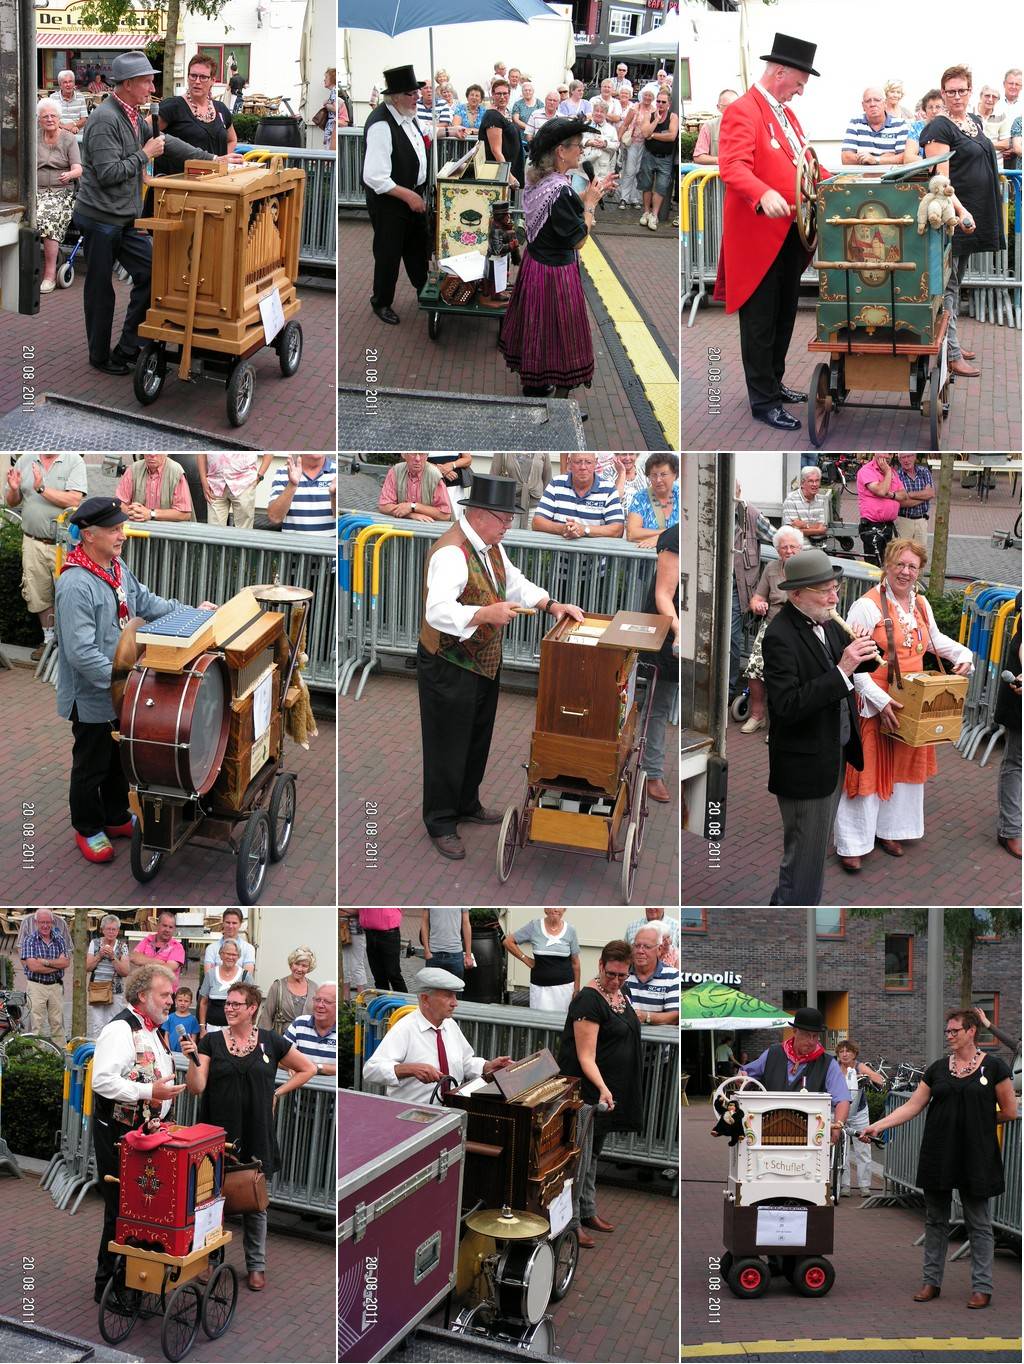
[36,97,82,293]
[259,946,319,1032]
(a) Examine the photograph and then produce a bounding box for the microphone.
[1001,670,1019,684]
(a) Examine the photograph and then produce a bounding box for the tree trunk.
[161,0,180,101]
[959,925,974,1009]
[72,908,89,1040]
[928,451,956,594]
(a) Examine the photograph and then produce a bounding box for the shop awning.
[37,30,164,47]
[680,982,793,1031]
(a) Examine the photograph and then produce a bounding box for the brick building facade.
[680,909,1021,1092]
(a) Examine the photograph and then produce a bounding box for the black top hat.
[529,115,598,166]
[381,65,427,96]
[70,496,129,530]
[760,33,820,78]
[791,1006,825,1032]
[460,475,518,516]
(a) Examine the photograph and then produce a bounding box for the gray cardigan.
[76,96,215,225]
[55,562,180,723]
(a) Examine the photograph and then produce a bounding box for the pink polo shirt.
[116,467,194,516]
[856,461,904,523]
[358,908,403,930]
[134,933,186,985]
[379,467,451,517]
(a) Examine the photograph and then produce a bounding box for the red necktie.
[434,1027,449,1077]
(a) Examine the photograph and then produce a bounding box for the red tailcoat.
[715,87,812,313]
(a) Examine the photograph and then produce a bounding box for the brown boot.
[949,357,981,377]
[577,1228,596,1249]
[966,1291,991,1309]
[876,838,904,857]
[838,855,861,872]
[913,1284,941,1301]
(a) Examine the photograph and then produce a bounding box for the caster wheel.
[57,262,75,288]
[730,692,750,722]
[428,310,441,340]
[277,319,303,376]
[727,1256,770,1299]
[133,342,166,407]
[792,1255,835,1297]
[226,360,256,427]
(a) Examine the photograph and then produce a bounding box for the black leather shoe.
[110,345,139,366]
[460,806,503,825]
[90,357,130,376]
[372,304,400,325]
[752,405,801,431]
[430,833,466,860]
[779,384,807,403]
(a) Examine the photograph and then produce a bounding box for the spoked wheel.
[794,145,821,252]
[236,808,271,904]
[130,820,163,884]
[550,1227,579,1301]
[133,342,167,406]
[633,770,649,852]
[727,1256,770,1299]
[496,804,519,883]
[928,365,944,450]
[792,1255,835,1297]
[428,310,442,340]
[808,360,832,448]
[226,360,256,427]
[620,821,639,903]
[200,1262,238,1340]
[276,319,303,376]
[161,1281,201,1362]
[98,1273,142,1345]
[268,773,297,862]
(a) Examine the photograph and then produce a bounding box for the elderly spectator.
[88,71,108,95]
[625,923,679,1024]
[86,912,131,1036]
[692,89,739,165]
[379,450,452,522]
[203,907,256,975]
[197,452,272,529]
[599,78,622,126]
[609,451,649,515]
[260,946,319,1031]
[741,524,807,734]
[490,451,553,527]
[35,99,82,293]
[451,83,486,137]
[198,939,253,1034]
[267,453,337,531]
[903,89,946,162]
[533,453,624,539]
[884,79,914,121]
[506,67,523,106]
[416,81,451,138]
[284,983,338,1076]
[994,67,1022,167]
[781,465,830,538]
[129,909,185,986]
[656,69,670,90]
[20,910,71,1040]
[5,449,86,659]
[617,84,655,208]
[360,908,407,991]
[480,78,524,187]
[856,453,907,566]
[115,451,195,523]
[421,908,473,980]
[626,452,678,547]
[526,89,560,142]
[976,85,1003,142]
[893,452,935,546]
[842,87,909,165]
[582,99,619,182]
[729,482,773,702]
[503,907,581,1011]
[513,80,542,135]
[558,80,591,119]
[54,70,88,131]
[625,908,681,956]
[614,61,630,89]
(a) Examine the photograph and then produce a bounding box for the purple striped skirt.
[499,249,594,391]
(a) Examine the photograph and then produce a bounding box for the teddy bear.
[917,174,958,235]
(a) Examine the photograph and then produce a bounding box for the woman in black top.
[921,64,1005,378]
[156,52,237,175]
[861,1007,1017,1307]
[479,78,524,186]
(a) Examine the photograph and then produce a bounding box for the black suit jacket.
[762,601,874,800]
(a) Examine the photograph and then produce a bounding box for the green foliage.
[360,453,401,467]
[1,1039,64,1159]
[232,114,261,144]
[865,1088,887,1124]
[681,130,697,163]
[78,0,221,25]
[468,907,501,926]
[0,519,39,646]
[0,955,12,989]
[925,588,965,639]
[338,1000,355,1090]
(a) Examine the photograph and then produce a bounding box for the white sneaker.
[647,216,658,232]
[740,715,766,733]
[40,279,56,294]
[638,212,650,227]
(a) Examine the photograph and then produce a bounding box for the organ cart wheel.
[276,320,303,377]
[550,1227,579,1301]
[496,804,519,883]
[200,1262,238,1340]
[808,361,832,448]
[268,772,297,862]
[236,808,271,904]
[130,821,164,884]
[428,310,442,340]
[792,1255,835,1297]
[98,1271,141,1344]
[794,145,820,253]
[633,770,649,853]
[727,1256,770,1299]
[928,365,944,451]
[160,1281,201,1362]
[620,821,639,903]
[134,342,167,407]
[226,360,256,428]
[57,262,75,288]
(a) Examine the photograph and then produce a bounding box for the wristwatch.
[547,600,559,616]
[583,524,591,537]
[149,509,156,521]
[315,1062,322,1075]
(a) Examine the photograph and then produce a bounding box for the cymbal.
[464,1206,549,1240]
[252,583,314,603]
[111,617,146,711]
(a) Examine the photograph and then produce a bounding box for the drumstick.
[827,609,884,666]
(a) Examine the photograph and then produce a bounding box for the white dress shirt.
[92,1007,175,1113]
[363,102,428,195]
[424,518,547,641]
[847,594,972,717]
[362,1007,486,1105]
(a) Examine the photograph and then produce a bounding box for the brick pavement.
[681,305,1022,452]
[683,718,1022,907]
[339,673,679,906]
[681,1105,1021,1348]
[0,276,336,452]
[833,481,1021,543]
[0,1170,334,1362]
[338,217,676,451]
[0,666,336,908]
[591,229,679,367]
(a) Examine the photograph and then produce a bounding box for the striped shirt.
[269,458,336,533]
[535,473,624,527]
[416,95,452,137]
[20,927,71,985]
[625,960,680,1016]
[284,1014,337,1064]
[56,90,89,127]
[842,112,909,159]
[781,488,831,527]
[896,462,933,519]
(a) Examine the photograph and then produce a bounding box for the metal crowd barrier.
[119,521,337,691]
[338,127,523,213]
[354,994,679,1169]
[962,172,1021,328]
[339,516,657,697]
[956,583,1020,763]
[243,144,337,268]
[41,1042,97,1213]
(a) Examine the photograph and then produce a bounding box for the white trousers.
[843,1114,874,1191]
[834,782,924,857]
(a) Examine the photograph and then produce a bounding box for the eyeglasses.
[189,73,213,81]
[224,1000,249,1009]
[602,968,629,980]
[944,88,970,97]
[944,1026,964,1035]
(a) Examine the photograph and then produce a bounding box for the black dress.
[916,1054,1012,1196]
[198,1028,290,1178]
[919,114,1004,257]
[557,985,642,1134]
[479,108,525,184]
[155,96,232,175]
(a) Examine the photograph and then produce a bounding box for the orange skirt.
[845,712,937,802]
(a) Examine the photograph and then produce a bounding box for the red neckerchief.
[113,92,141,135]
[128,1003,159,1032]
[63,545,130,629]
[784,1035,824,1066]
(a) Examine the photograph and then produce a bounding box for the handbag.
[311,105,330,130]
[223,1155,269,1215]
[89,979,114,1005]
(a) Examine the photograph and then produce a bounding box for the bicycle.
[0,990,64,1063]
[828,1122,848,1203]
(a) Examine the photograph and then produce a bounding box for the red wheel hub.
[804,1266,826,1289]
[739,1266,763,1290]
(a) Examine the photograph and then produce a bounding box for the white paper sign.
[438,252,486,283]
[939,336,948,393]
[491,253,509,294]
[191,1196,225,1253]
[755,1205,808,1247]
[547,1180,572,1238]
[252,669,273,741]
[259,287,285,344]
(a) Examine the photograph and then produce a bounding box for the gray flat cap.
[414,967,466,993]
[111,51,159,82]
[778,547,844,592]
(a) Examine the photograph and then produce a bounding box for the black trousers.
[738,223,807,414]
[417,644,500,838]
[364,927,408,992]
[859,519,897,568]
[72,211,153,364]
[93,1110,131,1291]
[69,705,130,837]
[366,195,430,310]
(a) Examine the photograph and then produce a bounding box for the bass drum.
[494,1239,554,1326]
[120,654,230,797]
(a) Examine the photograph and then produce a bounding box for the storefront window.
[608,10,640,37]
[971,993,999,1047]
[815,909,845,938]
[197,43,251,85]
[883,933,913,990]
[680,909,706,932]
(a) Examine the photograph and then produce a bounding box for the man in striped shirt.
[623,923,679,1025]
[532,453,624,539]
[841,88,908,166]
[267,453,337,532]
[283,983,337,1075]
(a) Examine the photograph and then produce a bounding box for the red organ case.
[115,1123,227,1258]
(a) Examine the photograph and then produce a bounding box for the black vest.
[363,103,425,206]
[92,1007,150,1130]
[761,1042,832,1094]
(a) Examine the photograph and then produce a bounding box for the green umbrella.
[680,982,793,1031]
